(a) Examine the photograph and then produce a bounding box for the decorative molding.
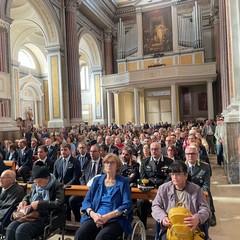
[103,62,216,89]
[0,19,10,32]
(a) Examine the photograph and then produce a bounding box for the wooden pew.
[20,183,157,200]
[4,160,16,172]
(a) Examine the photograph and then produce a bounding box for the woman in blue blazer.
[75,153,132,240]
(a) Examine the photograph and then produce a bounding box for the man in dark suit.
[76,142,91,172]
[202,119,216,154]
[45,138,57,162]
[0,170,25,221]
[137,142,173,228]
[35,145,54,173]
[5,144,18,161]
[53,143,80,185]
[120,146,139,186]
[30,138,39,161]
[80,144,103,185]
[132,136,143,158]
[70,144,102,222]
[105,135,118,155]
[53,143,80,221]
[16,139,33,183]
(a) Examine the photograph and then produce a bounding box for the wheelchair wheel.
[130,217,146,240]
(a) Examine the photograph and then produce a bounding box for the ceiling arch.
[79,32,102,68]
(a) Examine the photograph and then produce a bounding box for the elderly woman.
[152,160,210,240]
[75,153,132,240]
[5,161,64,240]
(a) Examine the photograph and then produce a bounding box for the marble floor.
[50,155,240,240]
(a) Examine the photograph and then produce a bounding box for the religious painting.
[143,7,173,55]
[198,92,207,111]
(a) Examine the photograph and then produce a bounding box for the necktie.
[62,158,67,178]
[190,165,194,175]
[90,161,97,179]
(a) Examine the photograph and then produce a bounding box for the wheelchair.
[33,204,67,240]
[0,204,18,239]
[122,209,146,240]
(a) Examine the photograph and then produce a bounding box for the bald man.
[0,170,25,221]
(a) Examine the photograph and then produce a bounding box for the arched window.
[80,63,89,90]
[18,49,36,69]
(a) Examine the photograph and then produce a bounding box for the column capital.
[65,0,82,12]
[104,29,113,42]
[0,19,10,32]
[136,6,142,14]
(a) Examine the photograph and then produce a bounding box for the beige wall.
[119,92,134,124]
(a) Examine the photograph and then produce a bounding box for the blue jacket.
[81,174,133,234]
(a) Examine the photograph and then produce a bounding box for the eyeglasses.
[104,161,116,165]
[169,173,185,177]
[185,153,197,156]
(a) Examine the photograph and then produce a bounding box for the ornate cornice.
[0,19,10,32]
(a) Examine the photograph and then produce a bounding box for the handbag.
[166,203,205,240]
[12,206,40,223]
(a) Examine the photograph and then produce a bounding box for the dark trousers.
[18,165,32,183]
[206,135,215,154]
[216,143,223,165]
[137,199,151,229]
[69,195,83,222]
[5,220,45,240]
[74,219,123,240]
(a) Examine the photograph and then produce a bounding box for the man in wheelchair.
[5,161,65,240]
[0,170,25,233]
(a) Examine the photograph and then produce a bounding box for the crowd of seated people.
[0,118,220,238]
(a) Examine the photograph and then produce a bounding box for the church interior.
[0,0,239,210]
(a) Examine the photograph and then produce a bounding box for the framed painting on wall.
[142,7,173,55]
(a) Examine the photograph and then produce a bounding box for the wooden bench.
[20,183,157,200]
[4,160,16,172]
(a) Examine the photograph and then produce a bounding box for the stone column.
[0,14,18,135]
[171,83,177,124]
[211,1,222,115]
[113,91,120,125]
[104,29,113,75]
[107,91,113,126]
[134,88,140,125]
[207,81,214,119]
[171,3,179,52]
[0,19,9,72]
[219,0,230,111]
[65,0,82,124]
[136,7,143,57]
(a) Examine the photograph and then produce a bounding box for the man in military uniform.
[185,145,216,226]
[137,142,173,228]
